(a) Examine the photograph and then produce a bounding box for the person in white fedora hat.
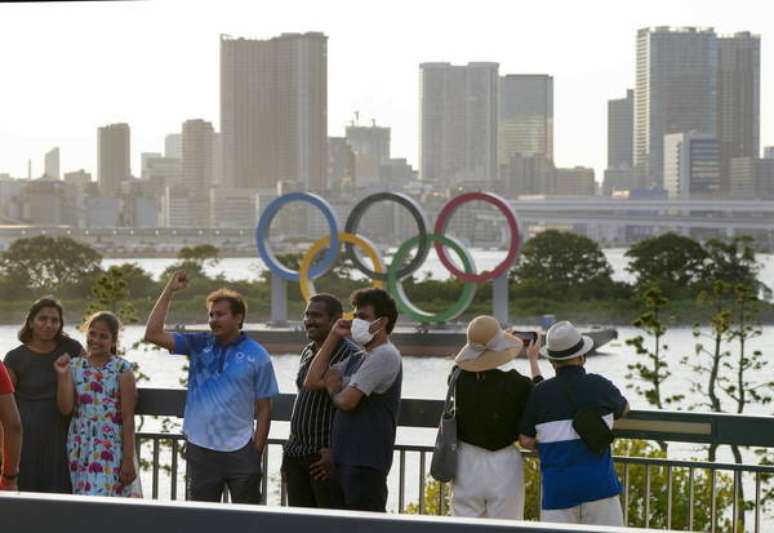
[448,315,542,520]
[519,321,629,527]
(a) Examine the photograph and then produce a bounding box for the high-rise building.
[420,62,498,185]
[634,27,718,189]
[181,119,214,226]
[663,131,720,198]
[498,74,553,166]
[182,119,214,191]
[97,123,131,196]
[327,137,355,192]
[44,147,60,179]
[765,147,774,159]
[345,122,390,189]
[164,133,182,160]
[501,153,554,196]
[221,32,327,192]
[549,167,596,196]
[607,90,634,170]
[717,32,760,192]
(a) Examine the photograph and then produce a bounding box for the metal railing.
[131,388,774,532]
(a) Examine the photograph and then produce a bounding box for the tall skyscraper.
[765,147,774,159]
[420,62,498,185]
[182,119,214,191]
[97,123,131,196]
[634,27,718,189]
[221,32,327,193]
[345,122,390,189]
[717,32,760,192]
[44,147,60,179]
[607,90,634,169]
[498,74,553,166]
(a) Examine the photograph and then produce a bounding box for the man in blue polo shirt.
[519,321,628,526]
[144,271,279,503]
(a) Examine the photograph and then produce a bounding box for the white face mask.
[350,318,376,346]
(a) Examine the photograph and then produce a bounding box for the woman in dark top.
[3,297,84,493]
[450,315,542,520]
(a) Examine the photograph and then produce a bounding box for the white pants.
[451,441,524,520]
[542,495,624,527]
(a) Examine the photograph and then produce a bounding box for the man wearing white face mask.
[303,288,401,512]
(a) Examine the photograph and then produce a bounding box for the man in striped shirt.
[282,293,360,508]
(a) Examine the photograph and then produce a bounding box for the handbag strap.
[443,367,462,416]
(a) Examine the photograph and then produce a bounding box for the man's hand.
[53,353,71,376]
[329,319,352,340]
[324,368,343,395]
[309,448,335,481]
[166,271,189,293]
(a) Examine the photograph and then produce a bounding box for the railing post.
[492,272,509,325]
[271,274,288,326]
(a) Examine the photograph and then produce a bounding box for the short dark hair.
[19,296,67,344]
[81,311,122,354]
[308,293,343,318]
[350,288,398,334]
[206,288,246,328]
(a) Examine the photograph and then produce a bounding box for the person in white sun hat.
[449,315,543,520]
[519,320,629,527]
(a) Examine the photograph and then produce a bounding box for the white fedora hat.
[540,320,594,361]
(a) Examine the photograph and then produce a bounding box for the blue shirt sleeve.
[171,333,210,357]
[597,376,628,419]
[253,351,279,400]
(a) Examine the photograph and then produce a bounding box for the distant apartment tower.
[603,89,635,194]
[345,122,390,189]
[634,27,718,189]
[663,131,720,198]
[498,74,553,166]
[165,133,183,160]
[182,119,214,191]
[44,147,60,179]
[97,123,131,196]
[420,62,498,184]
[717,32,760,192]
[608,90,634,169]
[765,147,774,159]
[221,32,327,192]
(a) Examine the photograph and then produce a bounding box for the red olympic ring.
[433,192,520,283]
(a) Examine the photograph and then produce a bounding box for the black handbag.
[563,381,615,454]
[430,367,461,482]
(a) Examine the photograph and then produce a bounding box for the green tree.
[84,265,138,325]
[510,230,621,299]
[177,244,220,267]
[702,237,766,296]
[0,235,102,291]
[625,286,684,452]
[624,232,707,295]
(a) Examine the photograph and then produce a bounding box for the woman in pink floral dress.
[54,311,141,497]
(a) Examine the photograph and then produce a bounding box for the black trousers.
[282,454,345,509]
[185,440,262,504]
[336,465,388,512]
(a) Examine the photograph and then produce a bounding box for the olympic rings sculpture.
[256,191,521,323]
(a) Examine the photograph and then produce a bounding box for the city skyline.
[0,0,772,184]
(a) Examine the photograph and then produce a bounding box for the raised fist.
[167,271,189,292]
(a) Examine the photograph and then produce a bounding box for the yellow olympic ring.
[299,232,385,319]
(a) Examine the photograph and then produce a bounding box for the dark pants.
[336,465,388,512]
[185,440,262,504]
[282,454,345,509]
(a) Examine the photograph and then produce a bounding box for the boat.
[214,323,619,358]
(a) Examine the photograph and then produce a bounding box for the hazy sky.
[0,0,771,182]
